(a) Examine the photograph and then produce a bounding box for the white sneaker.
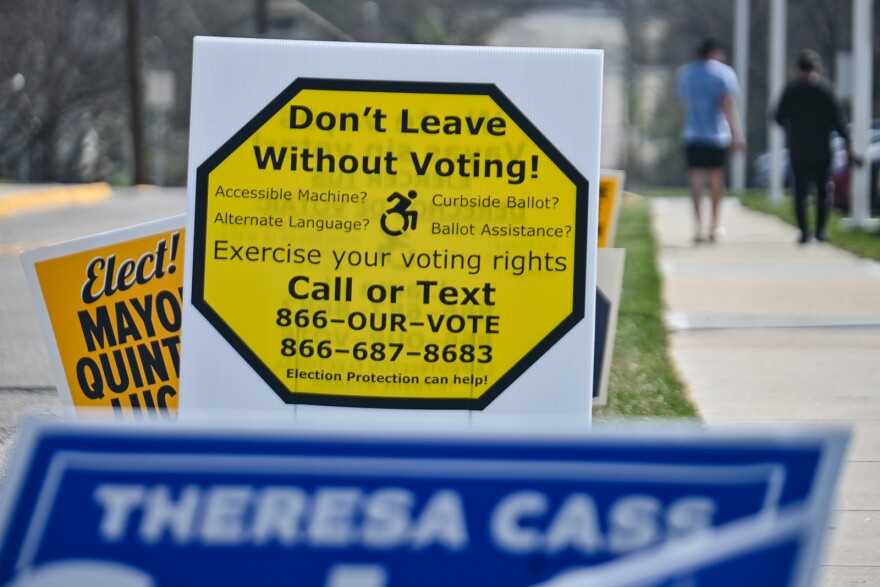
[708,226,726,242]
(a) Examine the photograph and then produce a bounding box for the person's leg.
[688,167,706,241]
[790,161,811,243]
[814,159,831,240]
[685,144,709,242]
[707,166,725,240]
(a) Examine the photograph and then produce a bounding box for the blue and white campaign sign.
[0,419,847,587]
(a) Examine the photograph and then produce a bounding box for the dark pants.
[791,157,831,237]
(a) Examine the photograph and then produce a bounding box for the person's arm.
[830,89,861,166]
[676,67,688,114]
[721,93,746,152]
[774,89,789,128]
[831,91,849,141]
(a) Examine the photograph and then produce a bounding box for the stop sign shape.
[192,78,588,409]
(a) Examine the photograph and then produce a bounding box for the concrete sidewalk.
[652,197,880,587]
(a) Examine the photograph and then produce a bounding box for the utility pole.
[731,0,750,191]
[256,0,269,35]
[127,0,146,185]
[847,0,877,230]
[768,0,786,204]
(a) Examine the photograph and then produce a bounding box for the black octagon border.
[193,78,590,410]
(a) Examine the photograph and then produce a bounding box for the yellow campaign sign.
[598,170,625,248]
[27,223,183,417]
[193,79,589,409]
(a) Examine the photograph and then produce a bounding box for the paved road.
[0,186,186,476]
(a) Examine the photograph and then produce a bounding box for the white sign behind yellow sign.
[598,169,626,248]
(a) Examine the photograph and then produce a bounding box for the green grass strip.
[594,194,698,419]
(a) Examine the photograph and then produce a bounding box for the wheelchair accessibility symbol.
[381,190,418,236]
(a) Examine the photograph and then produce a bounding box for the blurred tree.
[128,0,147,185]
[138,0,257,185]
[3,0,875,188]
[0,0,256,184]
[0,0,127,182]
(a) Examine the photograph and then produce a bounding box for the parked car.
[757,139,880,214]
[753,137,849,189]
[831,141,880,213]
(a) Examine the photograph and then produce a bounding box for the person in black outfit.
[774,49,851,243]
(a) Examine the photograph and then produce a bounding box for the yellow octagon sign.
[193,79,589,409]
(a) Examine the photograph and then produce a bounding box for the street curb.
[0,182,113,217]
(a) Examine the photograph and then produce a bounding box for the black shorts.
[685,144,729,169]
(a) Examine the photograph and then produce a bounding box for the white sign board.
[181,38,602,423]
